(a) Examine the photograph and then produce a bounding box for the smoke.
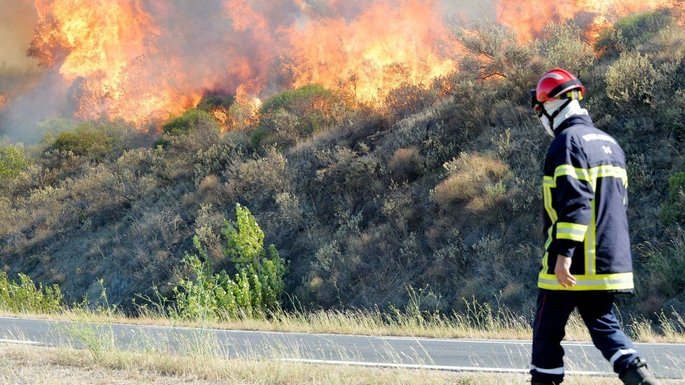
[0,1,38,68]
[440,0,498,23]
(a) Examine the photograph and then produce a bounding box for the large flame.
[29,0,204,124]
[287,0,459,103]
[9,0,685,128]
[24,0,462,125]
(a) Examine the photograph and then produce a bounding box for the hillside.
[1,11,685,322]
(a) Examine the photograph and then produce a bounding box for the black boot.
[620,358,660,385]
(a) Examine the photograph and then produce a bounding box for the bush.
[196,92,235,112]
[250,109,300,148]
[662,172,685,225]
[196,92,236,129]
[171,204,286,320]
[253,84,346,148]
[605,51,662,109]
[0,144,28,182]
[161,109,219,137]
[223,149,288,207]
[433,152,510,212]
[47,123,116,159]
[260,84,334,114]
[388,147,424,182]
[0,272,63,314]
[663,89,685,136]
[537,23,594,76]
[454,21,542,101]
[596,9,674,58]
[640,232,685,312]
[383,83,438,121]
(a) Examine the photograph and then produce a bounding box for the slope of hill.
[1,11,684,322]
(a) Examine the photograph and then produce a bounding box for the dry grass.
[434,152,511,211]
[2,344,681,385]
[4,303,684,345]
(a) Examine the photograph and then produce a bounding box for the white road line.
[0,338,42,346]
[280,358,611,376]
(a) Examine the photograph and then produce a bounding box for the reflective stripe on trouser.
[531,290,641,383]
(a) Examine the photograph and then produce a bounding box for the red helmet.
[530,68,585,114]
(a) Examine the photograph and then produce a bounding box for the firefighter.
[529,68,659,385]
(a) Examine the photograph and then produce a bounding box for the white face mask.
[539,114,555,137]
[537,99,588,137]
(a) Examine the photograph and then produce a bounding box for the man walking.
[529,68,659,385]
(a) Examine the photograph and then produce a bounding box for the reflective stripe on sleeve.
[545,164,627,191]
[554,165,590,182]
[556,222,588,242]
[590,165,628,189]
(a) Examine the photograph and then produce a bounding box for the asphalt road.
[0,316,683,379]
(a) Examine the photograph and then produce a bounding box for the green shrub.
[171,204,286,320]
[640,233,685,311]
[260,84,333,114]
[662,172,685,225]
[596,9,674,57]
[250,109,300,148]
[253,84,345,148]
[605,51,662,108]
[383,83,438,120]
[48,123,116,159]
[196,93,235,112]
[161,109,219,137]
[0,144,28,182]
[537,23,594,76]
[663,89,685,136]
[0,272,63,314]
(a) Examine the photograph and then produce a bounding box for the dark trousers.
[530,290,640,383]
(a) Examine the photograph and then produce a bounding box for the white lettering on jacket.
[582,133,618,144]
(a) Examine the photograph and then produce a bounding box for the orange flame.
[496,0,680,43]
[27,0,462,125]
[19,0,685,128]
[29,0,202,124]
[286,0,460,103]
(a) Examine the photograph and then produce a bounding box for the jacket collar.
[554,114,594,136]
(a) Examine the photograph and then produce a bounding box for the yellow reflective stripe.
[546,164,628,189]
[586,199,597,275]
[590,165,627,180]
[543,183,557,223]
[554,164,590,182]
[590,165,628,189]
[538,273,634,291]
[556,222,588,242]
[542,226,554,273]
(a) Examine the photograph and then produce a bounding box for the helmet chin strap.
[538,98,572,137]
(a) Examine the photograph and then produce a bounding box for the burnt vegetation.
[1,10,685,322]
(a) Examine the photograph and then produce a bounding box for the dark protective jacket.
[538,114,634,291]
